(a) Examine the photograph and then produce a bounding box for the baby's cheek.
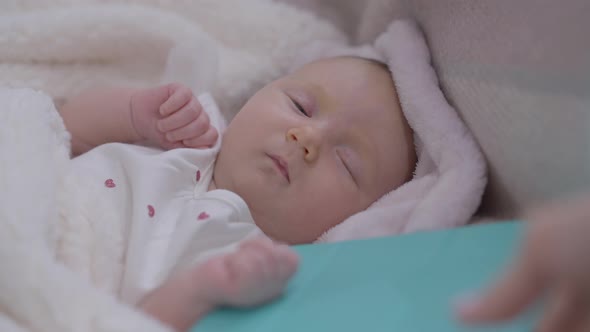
[297,192,351,238]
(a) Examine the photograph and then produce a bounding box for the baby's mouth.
[267,153,290,183]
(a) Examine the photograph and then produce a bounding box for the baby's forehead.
[288,56,402,135]
[290,56,396,108]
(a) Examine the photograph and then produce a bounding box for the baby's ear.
[287,40,383,73]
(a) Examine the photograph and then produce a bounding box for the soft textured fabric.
[284,0,590,218]
[63,143,260,304]
[0,0,487,245]
[0,0,346,121]
[0,87,173,332]
[0,88,263,332]
[0,2,346,331]
[309,20,486,242]
[58,95,261,305]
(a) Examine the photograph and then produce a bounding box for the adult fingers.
[456,244,546,324]
[536,286,587,332]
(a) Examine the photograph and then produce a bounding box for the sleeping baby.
[55,21,485,332]
[59,55,415,331]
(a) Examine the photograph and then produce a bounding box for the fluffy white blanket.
[0,1,345,331]
[0,88,175,332]
[0,0,345,119]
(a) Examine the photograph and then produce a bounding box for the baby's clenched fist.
[130,83,218,150]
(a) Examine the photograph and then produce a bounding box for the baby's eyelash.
[291,98,310,117]
[338,152,357,184]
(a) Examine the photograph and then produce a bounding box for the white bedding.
[0,87,174,332]
[0,0,346,120]
[0,1,346,330]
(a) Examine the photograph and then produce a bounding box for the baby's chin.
[254,216,324,245]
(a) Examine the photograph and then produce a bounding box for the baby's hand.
[139,237,298,331]
[130,83,218,150]
[202,237,299,308]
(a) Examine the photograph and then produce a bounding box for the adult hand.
[456,193,590,332]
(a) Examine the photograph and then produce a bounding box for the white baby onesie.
[56,94,262,305]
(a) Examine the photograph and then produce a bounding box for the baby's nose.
[286,126,321,162]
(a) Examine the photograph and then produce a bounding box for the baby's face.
[214,57,415,244]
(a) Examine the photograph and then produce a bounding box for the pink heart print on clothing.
[147,205,155,218]
[104,179,116,188]
[197,212,210,220]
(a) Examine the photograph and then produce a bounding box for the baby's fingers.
[183,126,219,149]
[157,99,201,133]
[165,111,210,143]
[159,84,193,116]
[160,140,186,151]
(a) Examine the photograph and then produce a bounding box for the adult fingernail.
[453,293,482,321]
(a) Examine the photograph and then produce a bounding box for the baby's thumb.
[455,250,545,324]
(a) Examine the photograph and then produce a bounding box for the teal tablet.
[194,222,538,332]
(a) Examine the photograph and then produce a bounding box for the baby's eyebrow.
[297,82,329,114]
